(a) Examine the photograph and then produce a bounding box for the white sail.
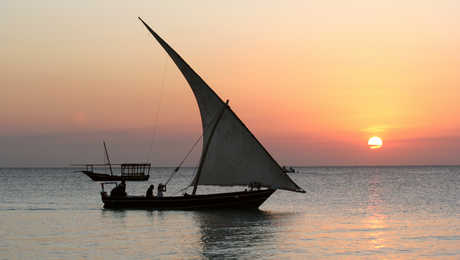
[139,18,305,193]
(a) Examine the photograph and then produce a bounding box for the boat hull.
[101,189,276,210]
[82,171,149,182]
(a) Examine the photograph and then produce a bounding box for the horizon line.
[2,164,460,169]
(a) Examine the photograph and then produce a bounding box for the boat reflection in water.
[194,209,278,259]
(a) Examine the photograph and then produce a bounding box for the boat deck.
[101,189,276,210]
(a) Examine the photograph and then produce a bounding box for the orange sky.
[2,1,460,166]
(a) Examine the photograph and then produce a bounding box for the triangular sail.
[139,18,305,193]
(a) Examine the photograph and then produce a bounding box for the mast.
[192,100,229,195]
[103,141,114,176]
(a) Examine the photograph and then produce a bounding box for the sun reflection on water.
[366,171,387,250]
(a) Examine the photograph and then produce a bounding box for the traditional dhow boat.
[100,18,305,210]
[81,163,150,181]
[78,142,151,181]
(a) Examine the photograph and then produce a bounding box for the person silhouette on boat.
[119,180,126,195]
[111,180,127,197]
[248,182,261,191]
[146,184,154,198]
[157,183,165,197]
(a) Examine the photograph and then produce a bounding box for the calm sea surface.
[0,166,458,259]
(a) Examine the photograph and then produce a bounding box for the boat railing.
[72,163,151,177]
[121,163,151,177]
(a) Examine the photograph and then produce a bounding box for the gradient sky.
[2,1,460,166]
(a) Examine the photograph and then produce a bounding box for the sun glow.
[368,136,383,149]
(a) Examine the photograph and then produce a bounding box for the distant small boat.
[99,18,305,210]
[282,166,296,173]
[76,142,151,182]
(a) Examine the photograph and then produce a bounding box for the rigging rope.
[147,54,168,162]
[164,133,203,185]
[164,102,228,188]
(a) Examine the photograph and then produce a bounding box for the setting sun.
[368,136,383,149]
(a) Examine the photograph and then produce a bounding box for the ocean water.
[0,166,458,259]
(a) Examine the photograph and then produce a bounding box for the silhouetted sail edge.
[139,17,305,193]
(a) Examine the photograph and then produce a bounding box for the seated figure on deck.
[111,180,127,197]
[248,182,261,191]
[146,184,154,198]
[157,183,165,197]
